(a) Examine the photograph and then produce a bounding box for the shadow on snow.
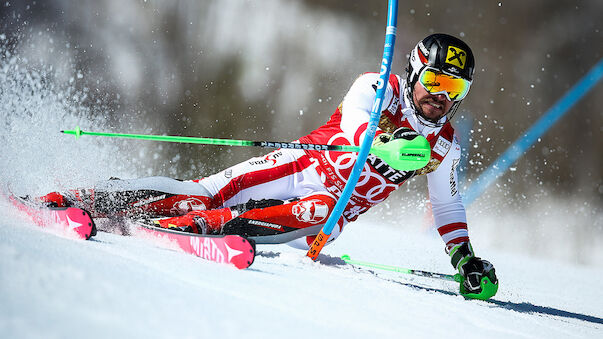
[313,253,603,326]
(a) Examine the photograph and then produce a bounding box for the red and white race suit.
[194,72,469,249]
[67,73,469,249]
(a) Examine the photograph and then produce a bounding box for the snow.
[0,19,601,339]
[1,197,601,339]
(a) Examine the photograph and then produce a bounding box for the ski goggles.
[418,67,472,101]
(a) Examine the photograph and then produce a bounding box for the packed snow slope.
[0,197,601,339]
[0,37,601,339]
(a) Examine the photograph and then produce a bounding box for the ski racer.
[39,33,497,295]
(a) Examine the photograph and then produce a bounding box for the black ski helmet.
[405,33,475,127]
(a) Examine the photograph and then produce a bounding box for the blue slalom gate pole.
[463,58,603,205]
[307,0,398,260]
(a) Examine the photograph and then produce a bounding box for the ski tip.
[246,237,256,253]
[83,209,97,239]
[229,236,256,269]
[64,208,96,240]
[245,237,256,268]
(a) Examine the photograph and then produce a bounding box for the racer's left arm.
[426,135,498,296]
[426,135,468,249]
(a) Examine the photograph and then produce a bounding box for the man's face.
[412,80,455,122]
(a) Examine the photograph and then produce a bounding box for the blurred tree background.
[1,0,601,207]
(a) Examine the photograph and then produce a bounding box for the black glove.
[372,127,420,147]
[449,242,498,295]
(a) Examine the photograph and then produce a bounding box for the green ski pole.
[341,254,498,300]
[61,126,431,172]
[341,254,461,282]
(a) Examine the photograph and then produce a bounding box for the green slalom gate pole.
[306,0,399,261]
[61,126,430,172]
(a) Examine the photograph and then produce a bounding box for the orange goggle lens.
[418,68,471,101]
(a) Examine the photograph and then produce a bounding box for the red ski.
[6,195,96,240]
[133,222,256,269]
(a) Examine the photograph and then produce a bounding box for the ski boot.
[154,208,235,234]
[36,192,69,208]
